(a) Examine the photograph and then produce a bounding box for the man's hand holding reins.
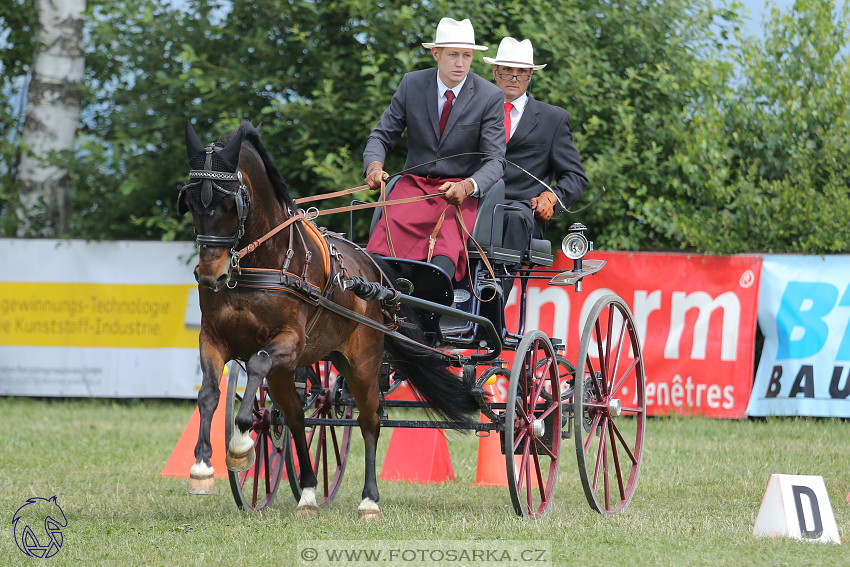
[438,178,474,206]
[365,161,390,190]
[531,190,558,221]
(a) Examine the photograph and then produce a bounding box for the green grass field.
[1,397,847,566]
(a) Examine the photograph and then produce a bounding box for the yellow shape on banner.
[0,283,199,348]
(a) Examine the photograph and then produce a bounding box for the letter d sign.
[754,474,840,544]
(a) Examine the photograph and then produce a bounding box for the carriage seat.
[466,181,554,268]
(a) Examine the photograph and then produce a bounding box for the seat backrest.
[469,179,504,248]
[369,177,506,248]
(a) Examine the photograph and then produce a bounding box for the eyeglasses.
[496,70,532,82]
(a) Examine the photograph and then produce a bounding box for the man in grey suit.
[485,37,588,254]
[363,17,506,281]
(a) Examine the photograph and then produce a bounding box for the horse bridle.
[180,145,251,251]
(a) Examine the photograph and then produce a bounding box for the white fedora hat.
[422,17,488,51]
[483,37,546,70]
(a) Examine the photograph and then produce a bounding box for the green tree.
[0,1,37,235]
[641,0,850,253]
[6,0,847,256]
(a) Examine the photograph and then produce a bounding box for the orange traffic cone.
[161,370,229,478]
[380,428,455,484]
[472,380,509,486]
[472,377,539,488]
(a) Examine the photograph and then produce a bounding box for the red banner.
[503,251,762,418]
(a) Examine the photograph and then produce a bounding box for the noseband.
[180,145,251,250]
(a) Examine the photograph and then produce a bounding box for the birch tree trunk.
[17,0,86,237]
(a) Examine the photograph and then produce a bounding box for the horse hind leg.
[341,356,382,520]
[267,367,318,516]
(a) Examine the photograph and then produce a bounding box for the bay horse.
[178,120,479,518]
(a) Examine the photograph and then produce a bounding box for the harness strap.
[381,179,396,257]
[294,184,368,204]
[426,204,451,263]
[454,206,498,303]
[303,220,331,279]
[230,267,460,364]
[237,213,304,259]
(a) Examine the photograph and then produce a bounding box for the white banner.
[748,255,850,417]
[0,239,202,398]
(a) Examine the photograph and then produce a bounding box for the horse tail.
[383,331,481,428]
[372,258,482,428]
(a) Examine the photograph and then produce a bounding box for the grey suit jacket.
[363,68,506,195]
[504,96,588,215]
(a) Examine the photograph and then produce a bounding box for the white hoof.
[296,487,319,517]
[228,429,254,455]
[358,497,380,520]
[187,462,216,495]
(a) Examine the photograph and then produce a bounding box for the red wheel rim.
[575,296,646,514]
[505,331,561,518]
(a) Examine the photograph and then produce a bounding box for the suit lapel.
[426,70,441,139]
[508,95,539,147]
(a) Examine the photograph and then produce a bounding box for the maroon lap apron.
[365,174,478,280]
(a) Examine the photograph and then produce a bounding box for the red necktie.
[439,90,455,136]
[504,102,514,142]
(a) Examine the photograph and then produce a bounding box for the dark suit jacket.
[363,68,506,195]
[504,95,588,230]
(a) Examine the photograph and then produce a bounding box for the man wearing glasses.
[485,37,588,256]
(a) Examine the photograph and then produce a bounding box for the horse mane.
[218,121,296,212]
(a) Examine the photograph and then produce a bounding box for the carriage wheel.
[504,330,561,518]
[225,361,285,511]
[546,356,575,439]
[284,360,353,506]
[574,294,646,514]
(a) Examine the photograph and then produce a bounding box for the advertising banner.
[0,239,202,397]
[747,255,850,417]
[503,251,762,418]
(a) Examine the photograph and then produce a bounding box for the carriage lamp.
[561,223,590,261]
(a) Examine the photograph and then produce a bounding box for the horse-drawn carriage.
[179,121,646,520]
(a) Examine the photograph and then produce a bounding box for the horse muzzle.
[194,263,232,292]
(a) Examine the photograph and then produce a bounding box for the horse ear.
[219,127,244,171]
[185,120,205,161]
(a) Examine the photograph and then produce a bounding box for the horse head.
[179,121,250,291]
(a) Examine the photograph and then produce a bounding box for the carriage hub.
[608,398,622,416]
[532,419,546,438]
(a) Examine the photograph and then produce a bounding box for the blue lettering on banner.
[748,255,850,417]
[776,282,836,360]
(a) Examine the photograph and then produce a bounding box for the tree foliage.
[642,0,850,253]
[1,0,848,255]
[0,0,37,235]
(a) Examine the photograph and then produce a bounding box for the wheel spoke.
[611,356,639,395]
[251,436,262,507]
[607,419,625,501]
[532,434,556,460]
[583,411,603,453]
[592,415,608,493]
[609,419,638,465]
[531,441,546,505]
[264,433,272,493]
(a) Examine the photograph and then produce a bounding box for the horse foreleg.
[188,346,226,494]
[226,350,271,472]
